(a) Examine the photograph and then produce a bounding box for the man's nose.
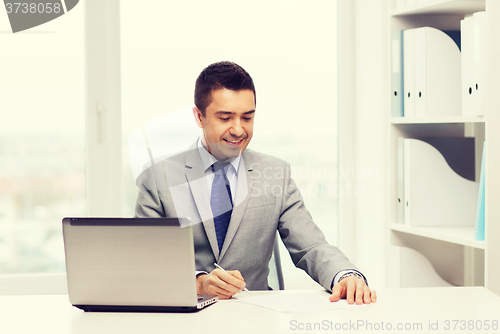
[229,119,244,137]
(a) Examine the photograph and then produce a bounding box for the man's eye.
[243,117,253,121]
[220,118,230,121]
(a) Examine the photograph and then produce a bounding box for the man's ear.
[193,106,204,129]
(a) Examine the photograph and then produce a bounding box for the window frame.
[0,0,122,295]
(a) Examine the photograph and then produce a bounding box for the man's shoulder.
[243,149,289,168]
[144,150,189,170]
[135,149,191,186]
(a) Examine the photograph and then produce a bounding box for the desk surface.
[2,287,499,334]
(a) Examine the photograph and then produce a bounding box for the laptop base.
[74,302,215,313]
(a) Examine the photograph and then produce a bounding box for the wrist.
[339,272,363,282]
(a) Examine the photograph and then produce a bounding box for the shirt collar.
[197,137,241,174]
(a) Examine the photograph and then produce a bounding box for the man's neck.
[200,135,240,162]
[200,133,209,152]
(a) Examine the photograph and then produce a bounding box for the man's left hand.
[329,276,377,304]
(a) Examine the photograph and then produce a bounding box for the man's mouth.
[223,138,244,146]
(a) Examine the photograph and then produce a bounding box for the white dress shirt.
[197,137,241,203]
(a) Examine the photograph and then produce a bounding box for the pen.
[214,263,251,293]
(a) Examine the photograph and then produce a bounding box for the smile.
[223,138,244,146]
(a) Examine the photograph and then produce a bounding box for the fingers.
[228,270,246,288]
[346,278,356,304]
[217,269,246,291]
[199,269,247,300]
[330,276,377,305]
[329,283,343,302]
[228,269,244,281]
[362,284,372,304]
[355,278,365,305]
[207,282,236,300]
[212,269,244,293]
[202,273,236,299]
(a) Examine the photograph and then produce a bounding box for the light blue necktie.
[210,161,233,252]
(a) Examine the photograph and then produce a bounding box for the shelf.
[391,115,485,124]
[383,0,498,294]
[390,223,485,249]
[391,0,485,16]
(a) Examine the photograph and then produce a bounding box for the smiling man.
[194,88,255,161]
[135,61,376,304]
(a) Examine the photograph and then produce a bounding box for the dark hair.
[194,61,256,116]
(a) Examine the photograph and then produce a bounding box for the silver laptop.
[62,217,218,312]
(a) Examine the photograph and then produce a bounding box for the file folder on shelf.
[461,16,474,116]
[414,28,426,118]
[473,11,486,116]
[413,27,461,117]
[403,138,478,227]
[392,30,404,117]
[461,12,486,116]
[474,141,485,241]
[397,138,405,223]
[403,29,415,118]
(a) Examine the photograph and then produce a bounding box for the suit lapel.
[219,151,255,260]
[184,145,220,259]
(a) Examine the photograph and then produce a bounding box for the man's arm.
[277,162,375,304]
[134,164,166,218]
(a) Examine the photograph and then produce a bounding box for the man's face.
[194,88,255,161]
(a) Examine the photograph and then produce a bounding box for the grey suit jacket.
[134,143,358,291]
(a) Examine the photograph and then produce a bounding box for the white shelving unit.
[386,0,500,294]
[390,115,485,124]
[392,0,485,16]
[390,223,485,249]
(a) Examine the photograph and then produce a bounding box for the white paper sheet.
[233,290,362,313]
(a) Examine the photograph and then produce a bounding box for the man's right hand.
[196,268,246,299]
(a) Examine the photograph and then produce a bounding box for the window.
[0,0,339,290]
[0,4,84,274]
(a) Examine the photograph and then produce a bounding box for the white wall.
[339,0,388,289]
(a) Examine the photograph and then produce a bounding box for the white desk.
[2,287,500,334]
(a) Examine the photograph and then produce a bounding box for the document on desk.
[234,290,357,313]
